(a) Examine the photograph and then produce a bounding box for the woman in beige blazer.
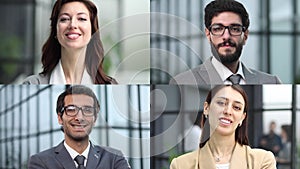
[170,85,276,169]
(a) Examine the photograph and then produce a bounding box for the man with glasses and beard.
[170,0,281,85]
[28,85,131,169]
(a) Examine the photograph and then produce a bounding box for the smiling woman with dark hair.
[23,0,116,84]
[170,85,276,169]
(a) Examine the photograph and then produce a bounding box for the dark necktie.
[74,155,86,169]
[228,74,241,84]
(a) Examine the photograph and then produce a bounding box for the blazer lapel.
[198,143,217,169]
[86,143,101,169]
[55,142,77,169]
[242,63,259,84]
[229,144,248,169]
[200,57,223,84]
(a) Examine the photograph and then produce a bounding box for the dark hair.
[56,85,100,119]
[41,0,114,84]
[281,125,291,142]
[200,85,249,148]
[204,0,250,30]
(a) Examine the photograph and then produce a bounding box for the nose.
[75,109,84,120]
[69,18,78,29]
[223,104,232,116]
[222,28,231,39]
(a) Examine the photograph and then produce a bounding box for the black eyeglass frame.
[209,24,246,36]
[60,105,96,117]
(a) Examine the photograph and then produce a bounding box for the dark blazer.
[28,141,131,169]
[170,142,276,169]
[170,57,282,85]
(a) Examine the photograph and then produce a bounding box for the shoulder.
[169,65,207,85]
[93,145,131,169]
[94,145,124,156]
[247,146,276,167]
[242,64,282,84]
[22,74,50,84]
[170,150,198,169]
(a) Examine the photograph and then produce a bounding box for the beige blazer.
[170,142,276,169]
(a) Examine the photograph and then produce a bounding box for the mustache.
[217,39,236,48]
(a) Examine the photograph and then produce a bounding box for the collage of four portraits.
[1,0,300,169]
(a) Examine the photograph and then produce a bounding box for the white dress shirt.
[64,141,90,167]
[211,57,246,84]
[49,60,93,84]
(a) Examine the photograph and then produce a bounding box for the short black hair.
[56,85,100,118]
[204,0,250,30]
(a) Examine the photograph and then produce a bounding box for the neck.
[65,136,89,154]
[209,133,236,163]
[224,61,239,74]
[61,47,86,84]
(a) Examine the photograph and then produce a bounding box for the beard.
[210,39,243,65]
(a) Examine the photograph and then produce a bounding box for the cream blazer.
[170,142,276,169]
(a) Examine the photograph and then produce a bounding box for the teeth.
[67,34,79,39]
[220,119,231,124]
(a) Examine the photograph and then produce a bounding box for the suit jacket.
[22,74,117,84]
[28,141,131,169]
[170,57,282,85]
[170,142,276,169]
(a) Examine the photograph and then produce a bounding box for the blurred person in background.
[276,125,291,169]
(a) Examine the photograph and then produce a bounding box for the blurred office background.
[151,85,300,169]
[0,85,150,169]
[151,0,300,84]
[0,0,149,84]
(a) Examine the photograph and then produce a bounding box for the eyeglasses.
[209,24,245,36]
[61,105,95,117]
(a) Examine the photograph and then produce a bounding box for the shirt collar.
[49,60,93,84]
[211,56,245,84]
[64,141,90,167]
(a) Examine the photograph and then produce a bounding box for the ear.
[239,112,246,125]
[57,113,63,125]
[203,102,210,115]
[205,28,211,41]
[242,30,249,45]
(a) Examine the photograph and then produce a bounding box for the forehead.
[211,11,242,25]
[59,1,90,15]
[213,86,245,104]
[64,94,94,106]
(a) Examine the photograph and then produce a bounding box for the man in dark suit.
[28,86,131,169]
[170,0,281,85]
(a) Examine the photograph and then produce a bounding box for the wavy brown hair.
[200,85,249,148]
[41,0,114,84]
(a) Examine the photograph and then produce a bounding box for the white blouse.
[49,60,93,84]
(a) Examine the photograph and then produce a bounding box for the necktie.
[74,155,86,169]
[228,74,241,84]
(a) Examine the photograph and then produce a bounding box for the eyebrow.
[59,12,88,17]
[216,96,244,105]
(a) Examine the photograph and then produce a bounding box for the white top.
[183,125,202,152]
[49,60,93,84]
[216,163,230,169]
[64,141,90,167]
[211,56,246,84]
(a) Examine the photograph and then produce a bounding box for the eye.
[212,26,224,32]
[59,17,70,23]
[217,101,226,106]
[78,17,87,21]
[233,105,242,111]
[230,26,242,33]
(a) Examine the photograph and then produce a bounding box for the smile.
[219,118,232,125]
[65,33,81,40]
